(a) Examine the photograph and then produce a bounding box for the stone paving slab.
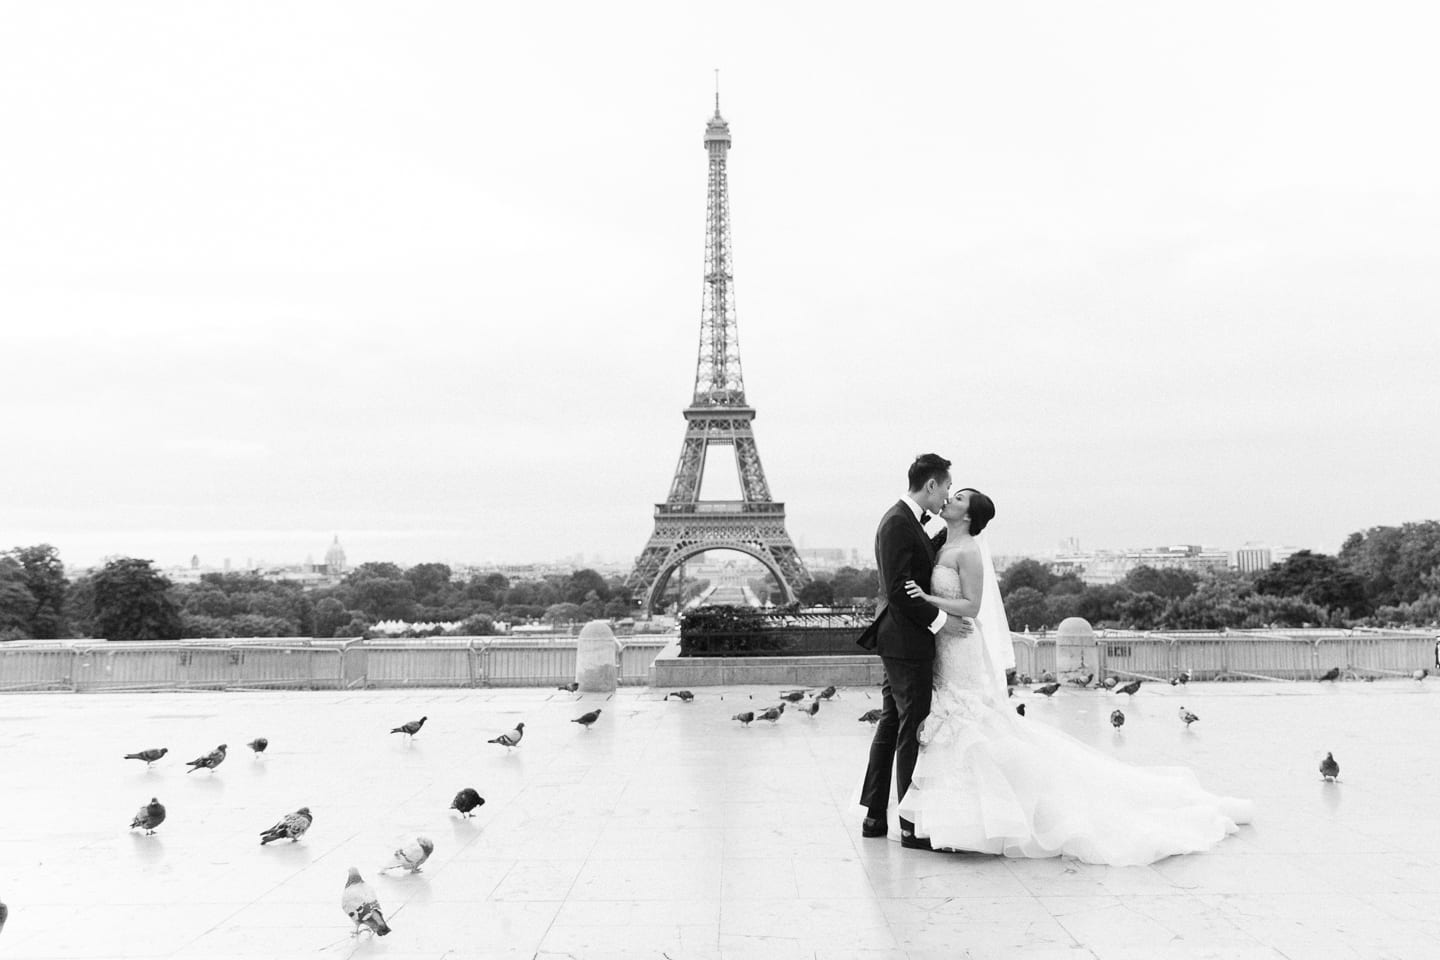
[0,679,1436,959]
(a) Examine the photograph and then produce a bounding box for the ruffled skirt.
[897,688,1254,866]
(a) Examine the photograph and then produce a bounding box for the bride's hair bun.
[962,489,996,536]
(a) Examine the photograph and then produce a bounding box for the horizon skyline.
[3,3,1437,574]
[25,527,1351,575]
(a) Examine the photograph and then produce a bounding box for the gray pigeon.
[1036,683,1061,697]
[1110,709,1125,729]
[0,897,6,936]
[572,709,602,728]
[732,711,754,726]
[1320,752,1340,781]
[558,681,579,692]
[185,744,226,773]
[757,706,782,723]
[1101,676,1119,689]
[247,737,268,756]
[130,797,166,834]
[1116,679,1142,696]
[1015,703,1026,716]
[342,868,391,937]
[801,699,820,717]
[390,716,426,738]
[858,709,882,724]
[665,690,694,702]
[385,836,434,873]
[1414,669,1429,681]
[778,690,807,703]
[451,787,485,817]
[488,722,525,750]
[1068,673,1094,688]
[260,807,313,845]
[1318,667,1341,682]
[124,747,168,766]
[817,685,838,700]
[1179,706,1200,727]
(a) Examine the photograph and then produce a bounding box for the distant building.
[1052,544,1231,585]
[799,548,848,573]
[324,535,347,576]
[1235,544,1274,574]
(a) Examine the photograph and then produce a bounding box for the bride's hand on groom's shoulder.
[904,580,930,602]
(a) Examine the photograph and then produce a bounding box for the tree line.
[0,550,641,643]
[2,520,1435,642]
[794,520,1440,631]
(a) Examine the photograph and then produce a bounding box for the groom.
[857,453,952,850]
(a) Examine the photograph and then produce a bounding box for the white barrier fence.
[0,637,674,693]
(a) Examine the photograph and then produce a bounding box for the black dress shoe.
[900,831,935,851]
[861,817,887,838]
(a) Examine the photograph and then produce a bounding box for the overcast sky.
[2,2,1437,571]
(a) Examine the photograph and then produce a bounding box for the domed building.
[324,535,347,576]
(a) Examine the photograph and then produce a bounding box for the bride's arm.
[903,550,983,617]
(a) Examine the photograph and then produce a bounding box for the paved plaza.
[0,679,1436,959]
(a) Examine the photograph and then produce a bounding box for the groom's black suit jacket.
[857,500,947,660]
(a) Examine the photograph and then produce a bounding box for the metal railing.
[0,637,674,693]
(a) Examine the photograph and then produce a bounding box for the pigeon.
[1415,669,1429,681]
[259,807,313,845]
[1068,673,1094,688]
[1101,676,1119,689]
[1110,709,1125,729]
[572,709,602,729]
[779,690,807,703]
[130,797,166,834]
[817,685,838,700]
[732,711,755,726]
[1016,673,1033,686]
[450,787,485,817]
[1117,680,1142,696]
[385,836,434,874]
[247,737,268,756]
[1170,670,1191,686]
[390,716,427,738]
[1036,682,1061,697]
[801,699,820,717]
[558,681,579,692]
[757,706,782,723]
[124,747,168,766]
[185,744,227,773]
[858,708,882,724]
[0,897,7,936]
[1179,706,1200,727]
[1320,752,1340,781]
[488,722,525,749]
[1015,703,1026,716]
[1318,667,1341,682]
[342,868,391,937]
[1039,672,1056,684]
[665,690,695,702]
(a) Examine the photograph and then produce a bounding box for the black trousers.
[860,655,933,829]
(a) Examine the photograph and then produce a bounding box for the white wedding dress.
[897,561,1254,866]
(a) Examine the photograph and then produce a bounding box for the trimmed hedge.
[678,605,872,657]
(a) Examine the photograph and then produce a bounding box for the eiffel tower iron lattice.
[627,93,811,614]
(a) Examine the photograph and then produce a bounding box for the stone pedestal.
[1055,617,1094,674]
[576,620,619,693]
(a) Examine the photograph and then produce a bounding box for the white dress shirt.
[899,494,947,634]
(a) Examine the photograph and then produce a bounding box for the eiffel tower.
[627,92,811,614]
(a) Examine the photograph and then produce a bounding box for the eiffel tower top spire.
[694,79,744,407]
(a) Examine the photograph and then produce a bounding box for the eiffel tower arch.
[627,92,811,614]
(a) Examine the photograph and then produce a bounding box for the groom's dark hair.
[907,453,952,492]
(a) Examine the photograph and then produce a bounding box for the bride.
[896,488,1254,866]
